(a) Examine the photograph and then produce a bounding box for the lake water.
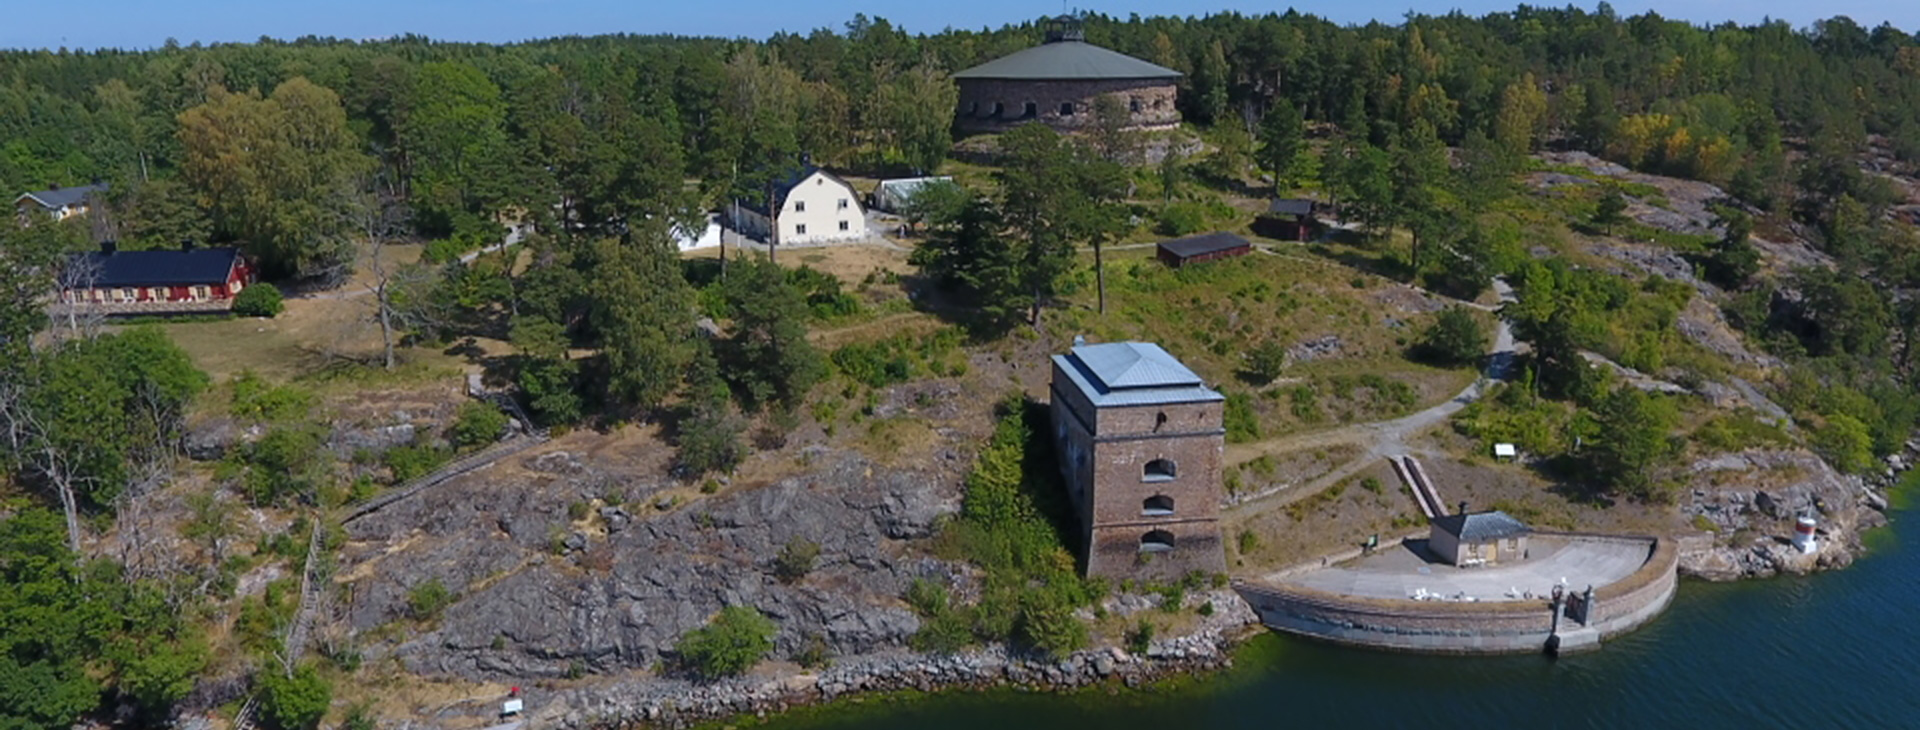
[756,488,1920,729]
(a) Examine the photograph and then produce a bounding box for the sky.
[3,0,1916,51]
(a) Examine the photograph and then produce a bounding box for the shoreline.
[530,467,1912,729]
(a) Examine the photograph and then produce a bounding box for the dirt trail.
[1224,279,1516,517]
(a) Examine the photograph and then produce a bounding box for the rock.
[600,506,632,533]
[183,417,249,461]
[563,532,587,552]
[1754,491,1782,520]
[1288,335,1344,363]
[529,451,585,475]
[329,422,417,457]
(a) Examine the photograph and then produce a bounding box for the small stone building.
[1428,511,1531,567]
[953,16,1182,135]
[1157,231,1251,268]
[1051,341,1227,581]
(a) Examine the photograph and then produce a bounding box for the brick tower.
[1050,341,1227,581]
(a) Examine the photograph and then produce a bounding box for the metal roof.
[1158,232,1250,259]
[1431,511,1531,542]
[17,183,107,210]
[953,40,1182,81]
[1267,198,1317,216]
[1053,342,1223,408]
[69,247,240,288]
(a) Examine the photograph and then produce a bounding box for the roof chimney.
[1073,334,1087,347]
[100,240,117,255]
[180,237,195,252]
[1458,501,1469,515]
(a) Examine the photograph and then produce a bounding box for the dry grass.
[1227,460,1419,575]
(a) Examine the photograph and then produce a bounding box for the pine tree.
[589,229,695,413]
[1256,97,1304,192]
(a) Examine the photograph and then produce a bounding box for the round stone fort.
[953,16,1183,135]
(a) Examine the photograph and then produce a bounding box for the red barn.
[59,244,256,313]
[1157,231,1251,268]
[1252,199,1320,242]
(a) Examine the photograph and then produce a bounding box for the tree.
[1592,187,1628,236]
[1702,210,1760,287]
[1245,341,1289,384]
[1256,97,1304,191]
[719,256,825,412]
[1087,94,1140,164]
[1812,413,1875,474]
[996,124,1125,318]
[510,315,582,425]
[675,340,745,476]
[874,63,958,174]
[1494,73,1548,156]
[1589,388,1678,500]
[909,198,1026,332]
[450,402,507,449]
[1418,307,1487,366]
[176,79,369,281]
[1328,142,1393,236]
[0,220,70,360]
[397,62,514,235]
[589,231,695,413]
[258,664,332,730]
[674,605,776,679]
[896,178,969,234]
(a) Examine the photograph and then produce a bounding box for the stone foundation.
[956,78,1178,134]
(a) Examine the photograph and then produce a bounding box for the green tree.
[510,316,582,425]
[588,232,695,413]
[674,605,776,679]
[897,178,969,234]
[675,340,746,476]
[909,199,1026,332]
[996,124,1125,318]
[231,282,284,318]
[1494,73,1548,156]
[1245,340,1289,384]
[720,256,825,412]
[1702,210,1760,287]
[258,664,332,730]
[450,401,508,449]
[1592,187,1628,236]
[1589,388,1678,500]
[875,63,957,174]
[176,79,369,280]
[398,62,514,235]
[1256,97,1304,191]
[1812,413,1875,474]
[1419,307,1487,366]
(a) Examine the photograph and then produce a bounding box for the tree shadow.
[1532,454,1617,509]
[1306,241,1413,281]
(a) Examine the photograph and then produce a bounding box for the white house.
[872,176,953,213]
[15,182,107,223]
[727,165,867,246]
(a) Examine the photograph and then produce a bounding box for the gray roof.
[1158,232,1249,259]
[1267,199,1317,216]
[17,183,107,210]
[71,247,239,288]
[953,40,1182,81]
[738,164,857,217]
[876,176,952,199]
[1053,341,1223,408]
[1431,511,1531,542]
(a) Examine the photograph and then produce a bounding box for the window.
[795,200,807,212]
[838,198,849,210]
[795,224,808,235]
[1022,102,1037,118]
[838,220,850,231]
[1140,530,1175,554]
[1060,102,1075,116]
[1154,412,1168,432]
[991,102,1004,118]
[120,288,135,301]
[967,101,979,116]
[1143,458,1177,482]
[1142,495,1175,517]
[194,286,210,300]
[1129,97,1142,113]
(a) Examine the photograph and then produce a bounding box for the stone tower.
[1050,341,1227,581]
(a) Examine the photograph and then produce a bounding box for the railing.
[282,518,326,673]
[341,433,548,525]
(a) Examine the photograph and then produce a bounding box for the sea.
[752,484,1920,729]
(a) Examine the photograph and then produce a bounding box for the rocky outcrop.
[340,449,964,681]
[1677,449,1891,581]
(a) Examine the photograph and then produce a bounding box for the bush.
[905,578,950,616]
[232,283,284,318]
[1126,620,1155,654]
[1245,340,1289,384]
[258,664,331,730]
[675,605,776,679]
[407,578,453,621]
[1813,413,1876,474]
[451,401,508,449]
[384,444,450,483]
[1156,201,1210,237]
[1418,307,1487,366]
[773,537,820,584]
[1224,392,1261,443]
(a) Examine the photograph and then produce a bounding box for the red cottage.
[59,244,257,314]
[1156,232,1251,268]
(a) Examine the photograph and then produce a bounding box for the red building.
[60,244,256,311]
[1252,199,1320,242]
[1156,232,1251,268]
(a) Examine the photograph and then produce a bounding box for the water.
[757,496,1920,729]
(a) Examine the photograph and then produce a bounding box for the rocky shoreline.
[542,625,1251,730]
[1677,446,1906,582]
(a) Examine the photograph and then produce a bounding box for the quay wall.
[1233,534,1679,654]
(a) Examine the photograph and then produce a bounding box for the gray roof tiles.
[953,40,1182,81]
[1053,342,1223,408]
[1431,511,1531,542]
[17,183,107,210]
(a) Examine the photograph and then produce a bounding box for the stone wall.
[1233,535,1679,654]
[957,78,1179,134]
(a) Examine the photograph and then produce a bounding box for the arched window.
[1060,102,1075,116]
[967,101,979,116]
[1142,495,1175,516]
[1140,530,1175,553]
[1022,102,1037,118]
[1154,411,1168,432]
[991,102,1004,118]
[1129,96,1142,113]
[1143,458,1176,482]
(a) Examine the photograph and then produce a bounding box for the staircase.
[1393,455,1449,520]
[281,518,326,672]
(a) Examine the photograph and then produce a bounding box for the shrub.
[1127,620,1155,654]
[384,444,450,483]
[451,401,509,449]
[675,605,776,679]
[1224,392,1261,443]
[910,609,973,654]
[232,282,284,318]
[773,537,820,584]
[905,578,950,616]
[1813,413,1876,474]
[229,370,312,421]
[1418,307,1487,366]
[1245,341,1289,384]
[407,578,453,621]
[1156,201,1210,236]
[258,664,332,730]
[1236,529,1260,555]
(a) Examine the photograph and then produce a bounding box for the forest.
[4,6,1920,729]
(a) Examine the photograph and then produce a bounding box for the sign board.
[1492,443,1517,460]
[502,699,524,716]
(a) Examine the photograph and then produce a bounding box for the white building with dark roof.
[726,165,867,246]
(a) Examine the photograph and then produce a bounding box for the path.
[298,222,529,301]
[1225,278,1516,517]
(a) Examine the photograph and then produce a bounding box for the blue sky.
[4,0,1916,50]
